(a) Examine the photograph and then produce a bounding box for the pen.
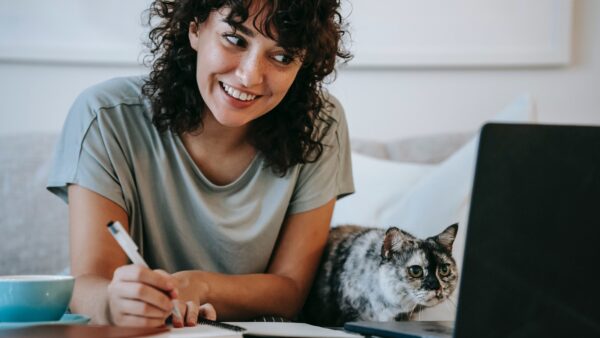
[107,220,182,321]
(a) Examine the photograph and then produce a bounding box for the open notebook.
[158,320,360,338]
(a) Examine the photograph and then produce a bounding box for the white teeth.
[221,83,256,101]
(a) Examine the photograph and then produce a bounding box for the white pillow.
[334,94,536,232]
[380,94,537,254]
[384,94,537,320]
[331,153,434,226]
[332,94,537,321]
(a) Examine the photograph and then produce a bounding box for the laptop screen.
[454,123,600,337]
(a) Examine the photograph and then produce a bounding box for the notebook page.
[156,324,242,338]
[226,322,361,337]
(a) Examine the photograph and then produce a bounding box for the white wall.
[1,0,598,140]
[328,0,600,140]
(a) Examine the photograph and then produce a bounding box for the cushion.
[0,133,68,275]
[331,154,434,226]
[352,132,474,164]
[332,94,537,321]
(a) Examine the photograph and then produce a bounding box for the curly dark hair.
[142,0,351,176]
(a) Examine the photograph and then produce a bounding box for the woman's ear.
[188,21,199,52]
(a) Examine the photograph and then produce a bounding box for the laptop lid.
[454,123,600,337]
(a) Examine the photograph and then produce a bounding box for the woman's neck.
[184,109,251,156]
[178,109,257,185]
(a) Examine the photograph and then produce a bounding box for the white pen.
[107,220,182,321]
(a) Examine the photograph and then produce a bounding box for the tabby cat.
[302,224,459,326]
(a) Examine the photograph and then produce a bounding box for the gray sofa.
[0,133,69,275]
[0,132,470,276]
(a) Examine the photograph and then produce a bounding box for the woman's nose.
[235,52,264,88]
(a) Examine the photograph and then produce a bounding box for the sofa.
[0,131,469,275]
[0,93,536,321]
[0,132,70,276]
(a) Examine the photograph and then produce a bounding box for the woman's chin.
[218,119,250,129]
[211,113,251,129]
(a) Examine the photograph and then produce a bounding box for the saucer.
[0,313,90,328]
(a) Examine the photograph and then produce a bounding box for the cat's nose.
[423,277,440,290]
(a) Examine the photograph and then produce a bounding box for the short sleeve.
[46,91,127,212]
[287,95,354,214]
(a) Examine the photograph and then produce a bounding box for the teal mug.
[0,275,74,322]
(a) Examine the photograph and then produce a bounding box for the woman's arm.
[175,198,335,320]
[71,181,334,322]
[68,185,181,326]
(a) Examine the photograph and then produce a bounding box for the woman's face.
[188,6,303,129]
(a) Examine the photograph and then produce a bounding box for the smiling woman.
[188,7,303,129]
[144,0,351,176]
[45,0,353,329]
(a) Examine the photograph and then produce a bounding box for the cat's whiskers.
[447,296,458,309]
[443,298,454,314]
[409,306,416,320]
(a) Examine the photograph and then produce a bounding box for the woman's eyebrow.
[223,19,255,37]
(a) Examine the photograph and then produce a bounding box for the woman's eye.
[224,34,246,47]
[272,53,294,65]
[439,264,450,277]
[407,265,423,278]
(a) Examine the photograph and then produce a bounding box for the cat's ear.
[382,227,416,260]
[433,223,458,252]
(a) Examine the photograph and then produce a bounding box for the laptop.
[345,123,600,337]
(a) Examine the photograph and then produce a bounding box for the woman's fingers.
[108,293,171,327]
[154,269,179,299]
[108,265,180,327]
[171,300,187,328]
[184,301,200,326]
[171,302,218,328]
[198,303,217,321]
[107,282,172,326]
[114,265,177,293]
[115,298,170,319]
[108,265,216,328]
[112,281,175,312]
[112,313,167,327]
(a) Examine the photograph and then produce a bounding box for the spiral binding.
[198,319,247,332]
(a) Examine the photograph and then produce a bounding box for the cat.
[301,223,459,327]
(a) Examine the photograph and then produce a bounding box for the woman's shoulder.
[68,75,151,124]
[72,75,147,114]
[60,76,154,143]
[318,91,349,141]
[321,91,347,126]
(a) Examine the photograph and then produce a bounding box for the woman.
[47,0,353,327]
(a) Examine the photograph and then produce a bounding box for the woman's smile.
[188,7,302,128]
[220,82,259,102]
[217,80,265,111]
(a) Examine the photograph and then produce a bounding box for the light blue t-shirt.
[47,76,354,274]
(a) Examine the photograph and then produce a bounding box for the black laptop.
[345,123,600,338]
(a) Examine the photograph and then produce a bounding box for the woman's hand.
[170,270,217,327]
[106,265,179,327]
[171,302,217,328]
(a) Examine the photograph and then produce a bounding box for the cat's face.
[378,224,459,308]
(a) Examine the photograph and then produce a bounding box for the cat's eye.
[439,264,451,277]
[407,265,423,278]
